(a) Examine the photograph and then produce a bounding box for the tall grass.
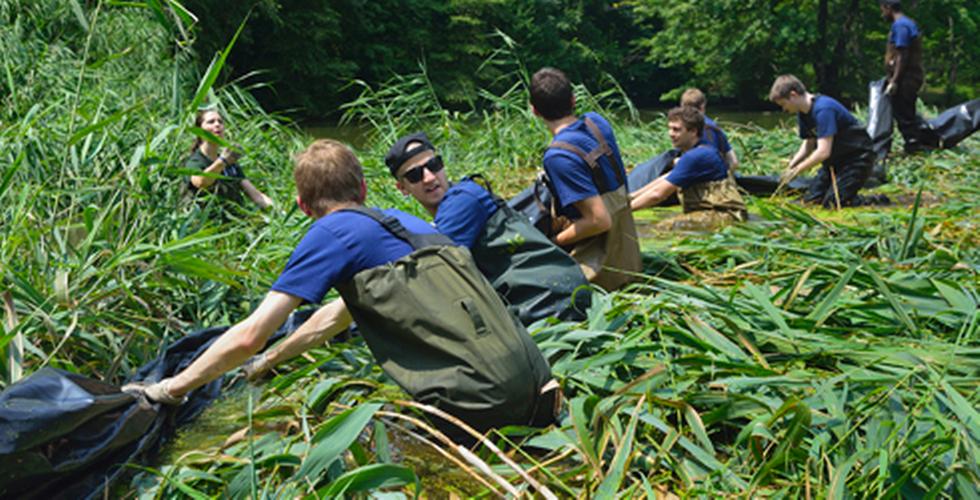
[2,1,977,497]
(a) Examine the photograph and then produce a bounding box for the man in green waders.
[124,139,559,442]
[384,131,591,326]
[630,106,747,231]
[530,67,642,290]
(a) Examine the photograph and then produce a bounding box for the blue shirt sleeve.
[543,151,600,210]
[435,187,493,248]
[270,224,353,304]
[891,22,911,48]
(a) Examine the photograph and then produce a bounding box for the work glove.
[121,377,185,406]
[884,81,897,96]
[241,352,272,382]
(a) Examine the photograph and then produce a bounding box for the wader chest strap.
[340,207,453,250]
[547,117,625,194]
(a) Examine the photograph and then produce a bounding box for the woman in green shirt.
[186,109,274,208]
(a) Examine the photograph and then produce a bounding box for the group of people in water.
[125,0,937,441]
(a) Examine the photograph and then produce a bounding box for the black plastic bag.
[507,174,556,237]
[0,309,313,499]
[627,149,680,195]
[929,98,980,149]
[867,79,895,161]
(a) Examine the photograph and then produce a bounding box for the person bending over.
[385,131,590,325]
[769,75,877,208]
[630,107,747,230]
[127,139,558,442]
[530,67,641,290]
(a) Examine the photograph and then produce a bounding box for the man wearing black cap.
[385,132,591,326]
[879,0,934,153]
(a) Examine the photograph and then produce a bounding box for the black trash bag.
[507,174,555,237]
[734,175,812,196]
[627,149,680,195]
[867,79,895,162]
[0,309,313,500]
[928,98,980,149]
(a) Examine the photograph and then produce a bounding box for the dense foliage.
[185,0,979,116]
[2,1,978,497]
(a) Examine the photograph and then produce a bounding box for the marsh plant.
[1,1,977,498]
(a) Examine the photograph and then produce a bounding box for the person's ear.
[295,195,313,218]
[570,94,576,110]
[358,179,367,203]
[530,101,541,117]
[394,178,411,197]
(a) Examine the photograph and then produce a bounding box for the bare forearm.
[890,51,905,83]
[630,177,676,211]
[788,142,812,169]
[726,150,739,171]
[265,299,352,367]
[191,157,228,189]
[241,179,273,208]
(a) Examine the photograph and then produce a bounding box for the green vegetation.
[2,1,978,497]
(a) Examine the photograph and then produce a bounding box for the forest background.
[188,0,979,119]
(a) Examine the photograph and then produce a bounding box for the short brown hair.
[293,139,364,217]
[769,75,807,101]
[530,67,574,120]
[680,88,706,109]
[667,106,704,137]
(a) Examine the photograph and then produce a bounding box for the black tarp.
[0,309,313,499]
[930,98,980,149]
[867,79,895,162]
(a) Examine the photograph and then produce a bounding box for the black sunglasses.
[400,155,444,184]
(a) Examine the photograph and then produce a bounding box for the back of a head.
[680,88,707,110]
[530,67,575,121]
[879,0,901,12]
[294,139,364,216]
[769,74,808,102]
[667,106,705,136]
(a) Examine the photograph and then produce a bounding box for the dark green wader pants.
[466,177,591,326]
[335,208,555,442]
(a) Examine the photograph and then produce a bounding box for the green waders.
[466,176,591,325]
[334,208,555,438]
[656,146,747,232]
[548,117,642,291]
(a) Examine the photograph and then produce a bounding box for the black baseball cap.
[384,131,435,177]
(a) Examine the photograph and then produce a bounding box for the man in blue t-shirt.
[530,67,641,291]
[383,131,590,324]
[879,0,934,153]
[769,75,881,208]
[123,139,559,436]
[681,88,739,171]
[630,107,746,228]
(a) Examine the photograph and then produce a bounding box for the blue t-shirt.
[434,179,500,248]
[543,112,626,219]
[797,95,860,140]
[271,208,439,304]
[666,142,728,189]
[703,117,732,154]
[889,16,919,48]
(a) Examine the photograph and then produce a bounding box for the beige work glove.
[121,377,185,405]
[241,352,272,382]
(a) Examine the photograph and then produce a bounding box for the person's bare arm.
[191,148,240,190]
[241,179,274,209]
[554,194,611,247]
[786,136,833,180]
[166,291,301,396]
[725,149,739,172]
[630,175,679,211]
[260,298,352,371]
[888,48,906,91]
[787,139,815,169]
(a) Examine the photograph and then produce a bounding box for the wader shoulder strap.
[340,207,453,250]
[546,117,624,194]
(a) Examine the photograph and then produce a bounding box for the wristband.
[218,156,229,167]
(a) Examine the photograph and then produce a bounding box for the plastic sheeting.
[0,309,313,499]
[867,79,895,161]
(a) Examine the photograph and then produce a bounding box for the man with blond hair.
[769,75,878,208]
[125,139,558,442]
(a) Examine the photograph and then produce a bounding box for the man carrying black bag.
[124,139,560,442]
